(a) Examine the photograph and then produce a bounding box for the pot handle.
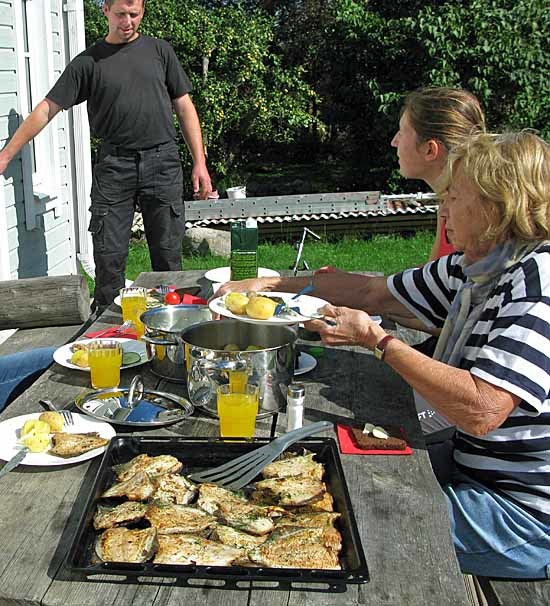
[195,358,249,372]
[141,332,175,347]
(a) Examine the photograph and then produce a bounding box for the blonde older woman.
[305,131,550,578]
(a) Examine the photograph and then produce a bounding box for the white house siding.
[0,0,77,279]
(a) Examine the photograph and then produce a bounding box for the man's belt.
[100,140,175,157]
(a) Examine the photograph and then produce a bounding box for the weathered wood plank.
[480,578,550,606]
[0,275,90,328]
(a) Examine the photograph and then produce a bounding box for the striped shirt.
[387,242,550,520]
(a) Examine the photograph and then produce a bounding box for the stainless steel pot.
[180,320,297,418]
[141,305,212,382]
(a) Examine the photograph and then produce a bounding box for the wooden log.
[0,275,91,328]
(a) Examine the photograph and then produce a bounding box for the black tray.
[66,435,369,592]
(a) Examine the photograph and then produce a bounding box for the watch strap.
[374,335,394,361]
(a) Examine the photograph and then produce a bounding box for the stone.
[183,227,231,258]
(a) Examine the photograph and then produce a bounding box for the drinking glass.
[88,340,123,389]
[120,287,147,338]
[217,384,259,438]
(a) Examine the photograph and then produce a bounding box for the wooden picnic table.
[0,270,470,606]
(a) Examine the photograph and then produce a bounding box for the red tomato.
[164,291,181,305]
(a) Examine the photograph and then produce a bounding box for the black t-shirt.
[47,35,192,149]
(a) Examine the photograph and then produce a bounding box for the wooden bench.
[476,577,550,606]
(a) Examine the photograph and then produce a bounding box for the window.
[14,0,62,229]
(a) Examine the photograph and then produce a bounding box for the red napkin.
[85,325,138,340]
[181,293,208,305]
[336,423,412,455]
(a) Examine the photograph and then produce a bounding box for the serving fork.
[274,283,314,316]
[188,420,332,490]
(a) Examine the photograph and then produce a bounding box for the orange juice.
[228,370,248,393]
[88,342,122,389]
[217,384,258,438]
[120,288,147,338]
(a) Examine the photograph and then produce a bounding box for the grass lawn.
[124,231,435,282]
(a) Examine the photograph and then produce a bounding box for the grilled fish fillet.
[93,501,148,530]
[249,526,341,570]
[113,454,183,482]
[289,491,334,513]
[197,483,283,536]
[275,512,341,529]
[252,476,326,507]
[212,524,268,550]
[152,474,197,505]
[49,432,109,458]
[154,534,243,566]
[145,503,216,535]
[95,527,157,563]
[101,471,155,501]
[261,453,324,481]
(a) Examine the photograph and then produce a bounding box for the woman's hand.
[304,304,386,349]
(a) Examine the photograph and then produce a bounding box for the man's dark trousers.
[89,141,185,308]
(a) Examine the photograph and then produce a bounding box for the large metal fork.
[188,421,332,490]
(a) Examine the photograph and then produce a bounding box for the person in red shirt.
[391,87,486,260]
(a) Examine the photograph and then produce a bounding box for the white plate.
[295,352,317,376]
[210,291,330,325]
[53,338,149,372]
[0,412,116,467]
[204,267,280,283]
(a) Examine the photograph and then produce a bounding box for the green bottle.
[230,218,258,280]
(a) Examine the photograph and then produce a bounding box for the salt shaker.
[286,383,305,431]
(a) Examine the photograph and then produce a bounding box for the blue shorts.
[429,441,550,579]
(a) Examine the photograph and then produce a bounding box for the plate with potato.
[53,338,148,371]
[0,412,116,467]
[209,291,329,325]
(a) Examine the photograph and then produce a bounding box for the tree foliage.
[83,0,549,192]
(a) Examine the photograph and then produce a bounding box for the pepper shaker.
[286,383,305,431]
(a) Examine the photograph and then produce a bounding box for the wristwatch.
[374,335,394,361]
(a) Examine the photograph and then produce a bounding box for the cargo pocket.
[170,201,186,239]
[88,206,109,253]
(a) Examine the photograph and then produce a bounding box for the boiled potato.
[21,419,51,438]
[22,434,50,453]
[245,296,278,320]
[225,292,249,315]
[223,343,240,352]
[70,349,89,368]
[38,411,64,432]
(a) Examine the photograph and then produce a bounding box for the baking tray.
[66,435,369,592]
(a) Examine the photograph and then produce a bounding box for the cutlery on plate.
[0,447,29,479]
[39,399,75,426]
[274,283,314,316]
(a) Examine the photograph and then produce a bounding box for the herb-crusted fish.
[113,454,182,482]
[95,527,157,563]
[49,432,109,458]
[252,476,326,507]
[275,512,341,529]
[154,534,243,566]
[101,471,155,501]
[93,501,148,530]
[248,526,341,570]
[145,503,216,535]
[261,453,324,481]
[152,474,197,505]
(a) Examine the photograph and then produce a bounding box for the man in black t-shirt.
[0,0,212,309]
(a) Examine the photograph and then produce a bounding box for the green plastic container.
[230,218,258,280]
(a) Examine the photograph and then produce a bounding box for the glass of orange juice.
[120,287,147,338]
[217,384,259,438]
[88,340,123,389]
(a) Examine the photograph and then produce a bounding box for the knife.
[0,448,28,479]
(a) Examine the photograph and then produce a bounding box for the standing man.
[0,0,212,310]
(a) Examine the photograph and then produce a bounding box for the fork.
[188,420,332,490]
[39,399,74,426]
[274,283,314,316]
[91,320,133,338]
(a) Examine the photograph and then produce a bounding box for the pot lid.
[75,375,194,428]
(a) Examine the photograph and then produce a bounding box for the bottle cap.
[287,383,305,398]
